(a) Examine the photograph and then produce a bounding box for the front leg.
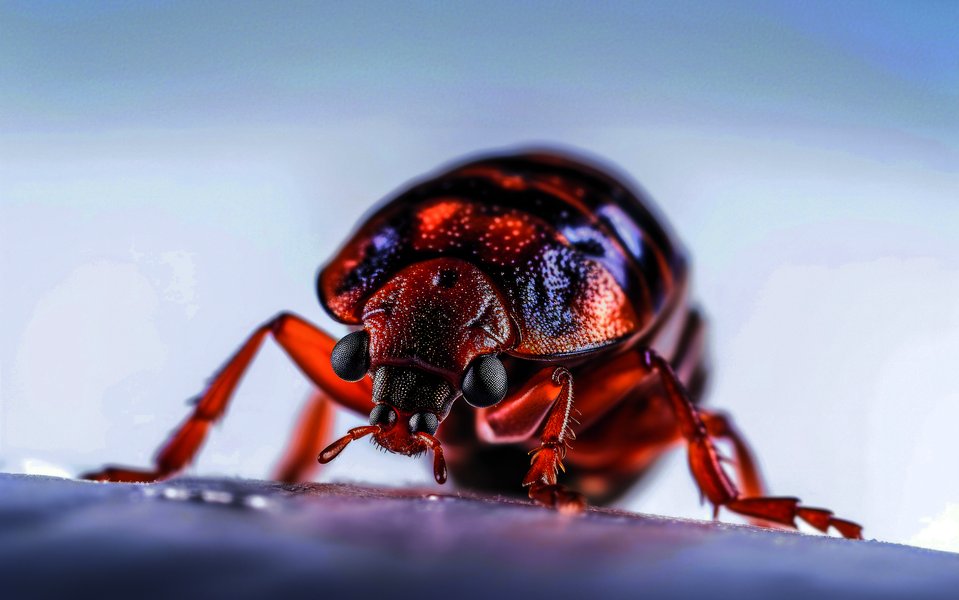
[479,367,586,512]
[83,312,372,483]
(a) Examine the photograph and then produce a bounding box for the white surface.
[1,2,957,550]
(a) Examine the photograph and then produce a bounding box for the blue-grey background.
[2,1,957,550]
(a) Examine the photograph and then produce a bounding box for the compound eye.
[331,330,370,382]
[369,404,397,428]
[409,412,439,436]
[462,355,508,408]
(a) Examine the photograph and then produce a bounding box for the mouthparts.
[317,425,447,484]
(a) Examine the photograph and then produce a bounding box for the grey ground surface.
[0,474,956,599]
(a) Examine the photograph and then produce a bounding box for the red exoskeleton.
[84,151,862,539]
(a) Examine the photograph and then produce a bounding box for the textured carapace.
[319,153,686,360]
[362,258,515,380]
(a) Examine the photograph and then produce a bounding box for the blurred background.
[1,1,957,551]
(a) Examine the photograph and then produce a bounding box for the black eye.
[409,412,438,435]
[462,355,508,408]
[331,330,370,382]
[369,404,397,428]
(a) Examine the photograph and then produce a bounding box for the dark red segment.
[726,497,800,527]
[453,153,685,311]
[796,507,834,533]
[830,518,865,540]
[362,258,515,378]
[318,152,687,358]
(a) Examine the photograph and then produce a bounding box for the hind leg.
[638,349,862,539]
[698,410,765,498]
[699,409,861,535]
[550,348,861,539]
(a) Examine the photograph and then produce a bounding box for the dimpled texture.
[462,355,508,408]
[319,152,688,359]
[363,258,514,377]
[371,366,455,417]
[330,330,370,382]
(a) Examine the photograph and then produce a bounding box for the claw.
[528,483,586,514]
[830,518,864,540]
[724,499,862,539]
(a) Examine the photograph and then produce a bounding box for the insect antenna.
[318,425,379,464]
[414,432,447,485]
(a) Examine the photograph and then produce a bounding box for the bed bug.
[83,150,862,539]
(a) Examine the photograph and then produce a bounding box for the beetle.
[84,150,862,539]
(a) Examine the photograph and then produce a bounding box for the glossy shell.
[318,152,687,359]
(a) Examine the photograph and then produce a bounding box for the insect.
[84,150,862,539]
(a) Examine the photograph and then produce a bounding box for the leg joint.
[551,366,571,386]
[269,311,297,334]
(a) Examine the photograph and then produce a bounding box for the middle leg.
[271,390,337,483]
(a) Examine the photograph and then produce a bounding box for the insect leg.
[698,410,765,499]
[477,367,586,512]
[82,312,372,483]
[271,390,337,483]
[641,349,863,539]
